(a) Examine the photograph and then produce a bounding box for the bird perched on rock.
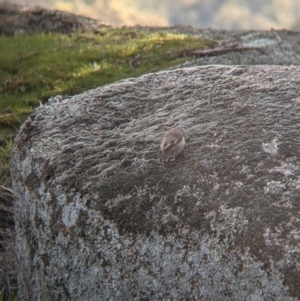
[160,127,186,163]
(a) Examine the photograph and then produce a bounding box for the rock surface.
[173,29,300,67]
[11,65,300,300]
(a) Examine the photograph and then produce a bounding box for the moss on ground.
[0,28,213,187]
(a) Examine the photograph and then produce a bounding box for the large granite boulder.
[11,65,300,300]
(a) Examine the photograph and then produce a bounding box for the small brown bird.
[160,127,186,163]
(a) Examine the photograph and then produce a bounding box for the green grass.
[0,138,12,187]
[0,292,18,301]
[0,28,214,186]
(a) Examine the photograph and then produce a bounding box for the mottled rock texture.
[11,65,300,300]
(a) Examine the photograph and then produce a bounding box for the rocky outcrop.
[11,65,300,300]
[172,29,300,67]
[0,3,112,35]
